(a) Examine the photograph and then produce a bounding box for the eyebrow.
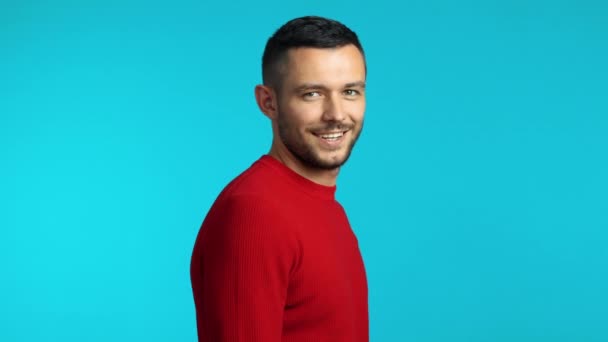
[295,81,366,92]
[344,81,366,89]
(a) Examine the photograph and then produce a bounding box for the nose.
[321,94,346,122]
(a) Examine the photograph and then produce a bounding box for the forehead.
[281,45,366,87]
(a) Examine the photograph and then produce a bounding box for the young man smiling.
[190,16,368,341]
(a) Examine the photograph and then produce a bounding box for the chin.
[313,153,350,170]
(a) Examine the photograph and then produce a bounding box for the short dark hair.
[262,16,365,87]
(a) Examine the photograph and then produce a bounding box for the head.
[255,16,366,172]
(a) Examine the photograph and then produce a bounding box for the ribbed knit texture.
[190,155,369,342]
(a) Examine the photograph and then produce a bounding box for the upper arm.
[191,195,298,341]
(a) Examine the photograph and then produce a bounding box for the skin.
[254,44,366,186]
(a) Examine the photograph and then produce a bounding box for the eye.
[344,89,360,97]
[303,91,321,99]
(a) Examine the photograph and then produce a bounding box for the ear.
[254,84,278,120]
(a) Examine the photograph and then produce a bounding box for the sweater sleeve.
[191,195,298,341]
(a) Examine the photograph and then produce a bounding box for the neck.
[268,144,339,187]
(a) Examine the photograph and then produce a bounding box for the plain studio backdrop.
[1,0,607,341]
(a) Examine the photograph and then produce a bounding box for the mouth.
[312,130,349,146]
[316,131,345,140]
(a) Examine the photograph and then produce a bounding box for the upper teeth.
[320,132,344,139]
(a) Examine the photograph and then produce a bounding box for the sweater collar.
[258,155,336,201]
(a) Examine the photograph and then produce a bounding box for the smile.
[313,130,349,144]
[319,131,344,140]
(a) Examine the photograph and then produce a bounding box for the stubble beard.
[277,110,363,171]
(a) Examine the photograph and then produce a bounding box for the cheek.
[346,101,366,121]
[282,102,319,127]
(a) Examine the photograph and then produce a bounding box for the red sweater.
[190,155,368,341]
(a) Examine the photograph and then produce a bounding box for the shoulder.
[218,158,285,200]
[212,193,286,223]
[198,157,296,242]
[197,193,299,262]
[201,178,294,242]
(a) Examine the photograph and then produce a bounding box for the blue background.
[1,0,607,341]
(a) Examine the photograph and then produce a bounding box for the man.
[190,16,368,341]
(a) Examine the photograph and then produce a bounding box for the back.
[190,155,368,341]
